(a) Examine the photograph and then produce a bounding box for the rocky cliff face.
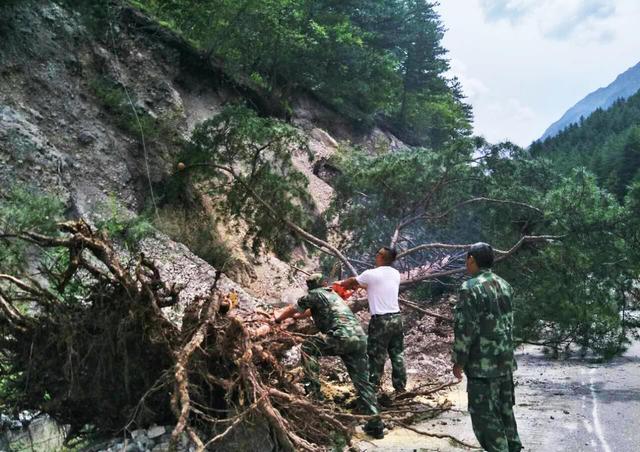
[0,1,404,308]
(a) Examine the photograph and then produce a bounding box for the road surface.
[357,341,640,451]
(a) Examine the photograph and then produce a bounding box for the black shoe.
[363,423,385,439]
[378,392,393,407]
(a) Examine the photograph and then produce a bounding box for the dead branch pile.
[0,221,455,450]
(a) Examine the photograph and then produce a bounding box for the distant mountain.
[530,88,640,199]
[540,61,640,141]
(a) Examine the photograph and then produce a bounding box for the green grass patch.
[96,197,155,251]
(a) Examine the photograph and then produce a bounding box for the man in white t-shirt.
[339,247,406,393]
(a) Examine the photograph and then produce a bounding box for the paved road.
[359,341,640,451]
[514,341,640,452]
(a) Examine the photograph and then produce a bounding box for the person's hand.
[452,364,464,380]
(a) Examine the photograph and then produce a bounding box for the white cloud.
[489,98,536,122]
[478,98,538,144]
[437,0,640,146]
[479,0,539,22]
[480,0,617,42]
[446,58,535,144]
[448,58,489,101]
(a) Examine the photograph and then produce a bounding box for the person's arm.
[452,287,479,379]
[293,309,312,319]
[339,270,370,290]
[339,277,362,290]
[274,305,299,323]
[275,294,313,323]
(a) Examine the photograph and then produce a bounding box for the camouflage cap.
[306,273,325,289]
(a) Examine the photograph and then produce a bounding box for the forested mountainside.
[540,61,640,140]
[531,89,640,200]
[128,0,473,148]
[1,1,640,450]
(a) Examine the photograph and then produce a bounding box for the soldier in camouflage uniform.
[452,243,522,452]
[275,273,384,438]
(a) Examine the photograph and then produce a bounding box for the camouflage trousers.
[467,372,522,452]
[301,334,383,429]
[368,313,406,391]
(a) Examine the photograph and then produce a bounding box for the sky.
[435,0,640,146]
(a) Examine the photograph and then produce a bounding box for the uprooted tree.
[0,214,471,450]
[0,219,350,450]
[173,106,560,281]
[0,107,542,450]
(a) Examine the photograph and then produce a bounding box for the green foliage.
[484,159,635,357]
[332,137,639,357]
[132,0,470,145]
[96,198,155,250]
[522,91,640,354]
[328,140,477,259]
[172,105,317,258]
[89,77,180,144]
[531,90,640,199]
[391,91,473,147]
[330,430,349,452]
[0,186,65,275]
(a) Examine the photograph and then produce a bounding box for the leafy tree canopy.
[131,0,471,146]
[171,105,318,257]
[330,140,639,357]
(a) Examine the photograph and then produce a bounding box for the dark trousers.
[301,334,383,429]
[467,372,522,452]
[367,313,406,391]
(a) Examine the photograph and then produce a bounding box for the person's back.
[301,287,365,339]
[276,274,384,438]
[456,269,516,378]
[357,266,400,315]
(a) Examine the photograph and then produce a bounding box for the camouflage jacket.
[297,288,365,339]
[452,270,517,378]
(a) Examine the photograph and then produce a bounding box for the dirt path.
[356,341,640,451]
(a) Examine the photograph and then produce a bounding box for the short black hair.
[467,242,494,268]
[379,246,397,264]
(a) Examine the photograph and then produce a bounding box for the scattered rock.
[124,442,144,452]
[77,130,96,145]
[130,429,146,439]
[147,425,166,439]
[151,443,170,452]
[310,127,338,149]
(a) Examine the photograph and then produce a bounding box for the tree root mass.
[0,221,460,450]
